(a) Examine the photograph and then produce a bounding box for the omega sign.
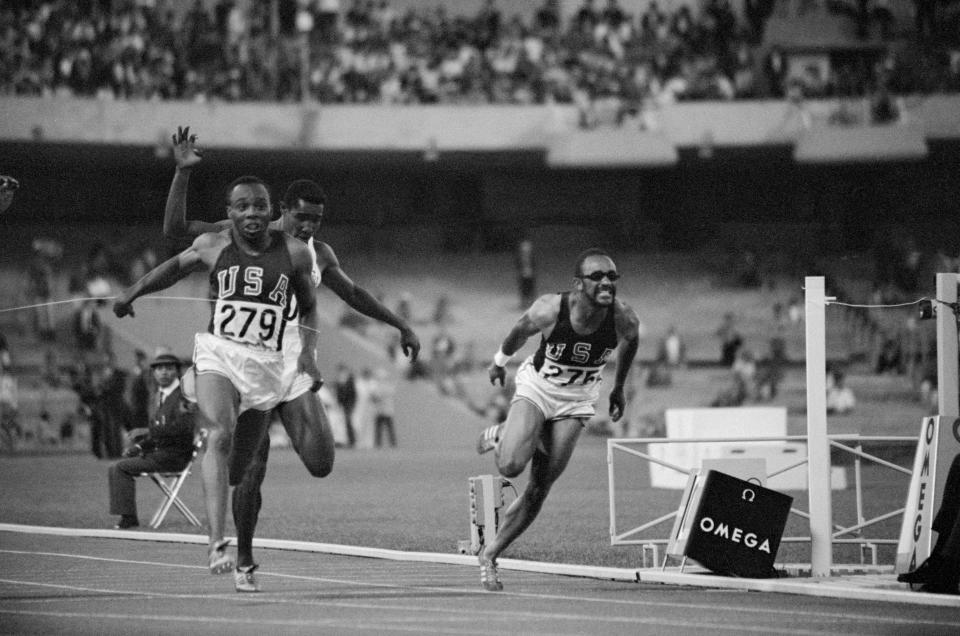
[697,516,773,553]
[679,470,793,577]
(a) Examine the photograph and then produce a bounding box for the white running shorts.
[512,359,598,423]
[193,332,287,412]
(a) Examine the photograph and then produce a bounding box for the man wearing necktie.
[108,350,196,529]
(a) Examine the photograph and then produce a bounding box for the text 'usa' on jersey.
[532,293,618,389]
[207,232,295,351]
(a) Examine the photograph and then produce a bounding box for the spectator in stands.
[128,349,152,431]
[788,295,803,323]
[826,367,856,415]
[394,292,413,325]
[875,334,905,374]
[26,238,58,342]
[756,332,787,400]
[516,238,537,309]
[872,0,895,40]
[743,0,775,44]
[431,328,458,395]
[73,299,104,355]
[0,331,9,370]
[657,325,686,368]
[914,0,937,40]
[898,452,960,594]
[0,355,20,452]
[574,0,600,35]
[871,83,899,124]
[0,175,18,214]
[93,352,135,459]
[352,367,377,449]
[433,294,452,326]
[710,348,756,407]
[371,367,397,448]
[334,363,357,448]
[715,312,743,367]
[107,351,195,529]
[0,0,953,107]
[534,0,561,35]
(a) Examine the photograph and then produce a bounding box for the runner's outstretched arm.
[316,242,421,360]
[113,236,208,318]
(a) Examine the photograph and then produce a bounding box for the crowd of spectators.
[1,0,958,115]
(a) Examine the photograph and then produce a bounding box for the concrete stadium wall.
[2,96,958,151]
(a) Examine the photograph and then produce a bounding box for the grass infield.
[0,425,915,570]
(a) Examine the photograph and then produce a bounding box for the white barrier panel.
[648,407,846,490]
[717,442,847,491]
[649,407,786,489]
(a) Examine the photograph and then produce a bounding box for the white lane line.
[0,607,495,635]
[0,586,860,636]
[2,550,958,633]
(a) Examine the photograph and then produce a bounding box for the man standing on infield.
[475,247,640,591]
[113,173,322,591]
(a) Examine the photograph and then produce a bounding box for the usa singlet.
[530,292,618,398]
[208,230,295,352]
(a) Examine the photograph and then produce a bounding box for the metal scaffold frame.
[606,274,960,576]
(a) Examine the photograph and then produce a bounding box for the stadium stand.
[0,0,957,109]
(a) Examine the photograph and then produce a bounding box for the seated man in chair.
[108,350,195,529]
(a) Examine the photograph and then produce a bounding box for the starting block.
[457,474,514,556]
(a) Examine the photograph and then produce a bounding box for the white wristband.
[493,349,512,368]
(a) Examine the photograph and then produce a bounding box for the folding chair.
[141,429,206,529]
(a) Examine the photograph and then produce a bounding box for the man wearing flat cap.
[108,349,196,529]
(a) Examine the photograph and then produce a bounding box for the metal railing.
[607,434,916,568]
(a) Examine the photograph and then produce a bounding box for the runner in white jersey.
[162,127,420,592]
[474,247,640,591]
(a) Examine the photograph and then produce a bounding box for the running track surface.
[2,531,959,636]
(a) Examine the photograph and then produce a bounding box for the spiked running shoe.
[234,564,260,593]
[479,554,503,591]
[208,539,234,575]
[476,424,500,455]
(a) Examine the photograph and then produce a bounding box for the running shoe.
[234,564,260,593]
[476,424,500,455]
[208,539,234,575]
[478,554,503,592]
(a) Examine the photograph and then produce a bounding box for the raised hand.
[399,326,421,361]
[171,125,203,170]
[488,362,506,387]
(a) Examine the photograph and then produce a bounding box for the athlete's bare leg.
[494,398,546,478]
[275,390,335,477]
[483,415,583,563]
[230,410,271,569]
[195,372,240,553]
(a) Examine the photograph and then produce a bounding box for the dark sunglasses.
[579,270,620,282]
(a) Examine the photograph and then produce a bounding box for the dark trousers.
[91,413,123,459]
[374,415,396,447]
[933,454,960,560]
[108,451,189,517]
